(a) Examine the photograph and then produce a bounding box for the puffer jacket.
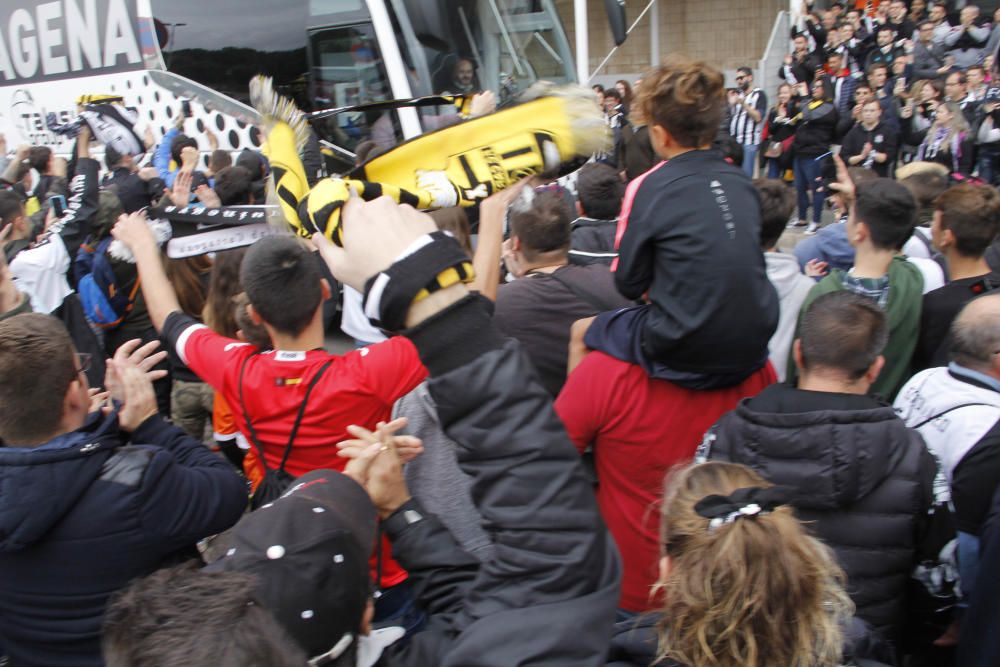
[378,294,622,666]
[0,412,247,666]
[701,383,949,636]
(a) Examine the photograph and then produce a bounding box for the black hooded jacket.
[0,412,246,666]
[376,295,621,666]
[615,150,778,375]
[701,384,950,636]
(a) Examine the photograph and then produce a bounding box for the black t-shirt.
[915,273,1000,371]
[493,264,630,397]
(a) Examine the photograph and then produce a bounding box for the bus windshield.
[389,0,574,104]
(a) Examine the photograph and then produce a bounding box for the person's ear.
[865,355,886,385]
[320,278,332,301]
[649,124,672,157]
[62,376,88,420]
[792,338,807,375]
[658,555,672,584]
[575,200,584,217]
[938,227,956,251]
[853,219,870,244]
[511,235,522,253]
[247,303,264,326]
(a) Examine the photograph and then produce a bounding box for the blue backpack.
[74,237,140,329]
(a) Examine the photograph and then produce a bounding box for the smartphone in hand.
[48,194,67,218]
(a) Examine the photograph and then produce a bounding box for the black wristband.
[362,231,473,332]
[382,498,427,538]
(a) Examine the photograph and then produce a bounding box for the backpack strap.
[910,403,996,430]
[238,354,334,474]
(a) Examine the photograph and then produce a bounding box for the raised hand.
[338,419,416,517]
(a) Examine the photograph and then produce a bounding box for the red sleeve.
[354,336,428,405]
[555,352,613,454]
[175,325,254,391]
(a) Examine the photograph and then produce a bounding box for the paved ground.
[776,207,839,254]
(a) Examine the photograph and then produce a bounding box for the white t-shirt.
[10,234,71,314]
[907,256,946,294]
[340,286,387,345]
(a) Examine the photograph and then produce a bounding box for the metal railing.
[758,10,791,99]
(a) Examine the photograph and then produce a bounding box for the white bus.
[0,0,579,171]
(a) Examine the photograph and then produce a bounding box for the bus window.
[391,0,574,104]
[151,0,309,106]
[308,23,401,155]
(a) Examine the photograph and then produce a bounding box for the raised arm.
[110,211,181,333]
[317,196,620,666]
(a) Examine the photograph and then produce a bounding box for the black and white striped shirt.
[730,88,768,145]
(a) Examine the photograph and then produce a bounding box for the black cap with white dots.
[205,470,377,660]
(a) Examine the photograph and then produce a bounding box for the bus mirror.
[605,0,627,46]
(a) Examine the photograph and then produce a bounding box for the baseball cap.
[205,469,377,661]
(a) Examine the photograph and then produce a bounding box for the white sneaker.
[786,217,806,228]
[804,222,819,235]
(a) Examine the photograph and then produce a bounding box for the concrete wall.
[555,0,787,85]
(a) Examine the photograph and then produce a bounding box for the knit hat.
[204,470,376,660]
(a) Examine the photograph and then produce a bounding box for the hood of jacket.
[818,255,923,328]
[0,412,123,552]
[765,252,813,301]
[712,385,919,511]
[814,221,856,270]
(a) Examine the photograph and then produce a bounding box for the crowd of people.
[0,2,999,666]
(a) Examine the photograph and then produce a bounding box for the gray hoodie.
[764,251,813,381]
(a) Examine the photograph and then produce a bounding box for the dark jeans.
[373,579,426,640]
[794,155,826,223]
[584,305,763,389]
[977,145,1000,187]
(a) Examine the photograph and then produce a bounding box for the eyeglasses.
[75,352,92,376]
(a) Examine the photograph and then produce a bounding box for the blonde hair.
[934,101,970,146]
[656,462,852,667]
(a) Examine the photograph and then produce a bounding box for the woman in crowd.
[763,83,799,179]
[900,79,942,161]
[201,247,250,470]
[607,461,858,667]
[915,101,975,176]
[164,256,213,441]
[791,78,838,232]
[615,79,634,117]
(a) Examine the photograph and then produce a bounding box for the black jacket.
[953,417,1000,536]
[620,125,658,181]
[958,484,1000,667]
[701,384,952,637]
[615,150,778,375]
[793,100,839,157]
[605,612,892,667]
[840,121,899,177]
[381,295,621,666]
[569,217,618,266]
[0,412,247,666]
